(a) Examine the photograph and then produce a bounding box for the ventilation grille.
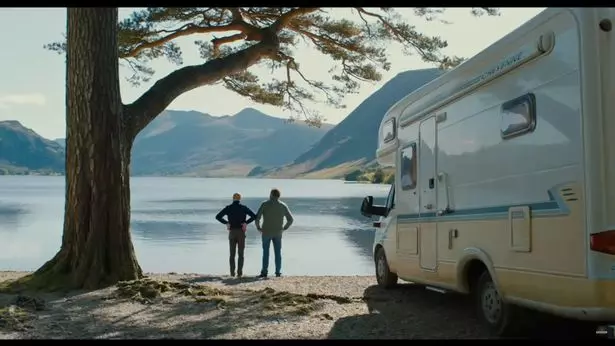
[560,187,578,202]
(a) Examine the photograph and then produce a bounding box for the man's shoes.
[237,272,243,278]
[230,272,235,277]
[275,273,282,277]
[258,273,267,278]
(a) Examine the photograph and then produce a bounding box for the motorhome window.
[400,143,417,191]
[500,93,536,139]
[382,119,396,143]
[385,186,395,210]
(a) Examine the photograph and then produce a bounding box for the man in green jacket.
[255,188,294,278]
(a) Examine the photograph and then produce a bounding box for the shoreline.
[0,270,495,339]
[0,271,592,339]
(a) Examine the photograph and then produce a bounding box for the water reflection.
[0,176,389,275]
[342,228,375,259]
[0,203,28,232]
[130,195,381,275]
[131,220,207,242]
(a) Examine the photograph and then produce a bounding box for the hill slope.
[2,67,444,179]
[262,68,443,178]
[131,108,332,177]
[1,109,331,177]
[0,121,65,174]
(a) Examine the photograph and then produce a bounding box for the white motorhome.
[360,7,615,336]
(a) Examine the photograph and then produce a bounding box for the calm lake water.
[0,176,389,276]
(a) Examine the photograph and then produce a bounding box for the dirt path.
[0,271,598,339]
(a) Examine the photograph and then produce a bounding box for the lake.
[0,176,390,276]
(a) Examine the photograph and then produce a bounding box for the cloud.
[0,93,46,109]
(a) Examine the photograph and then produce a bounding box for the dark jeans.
[260,235,282,275]
[229,228,246,275]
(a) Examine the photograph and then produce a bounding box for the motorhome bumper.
[508,297,615,322]
[563,307,615,322]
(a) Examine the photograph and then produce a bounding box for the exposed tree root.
[106,278,362,316]
[1,252,142,294]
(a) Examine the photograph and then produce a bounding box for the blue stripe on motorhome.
[397,186,572,223]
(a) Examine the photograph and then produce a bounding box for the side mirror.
[360,196,375,218]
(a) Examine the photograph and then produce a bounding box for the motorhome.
[360,7,615,336]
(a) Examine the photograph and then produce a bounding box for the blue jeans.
[261,235,282,275]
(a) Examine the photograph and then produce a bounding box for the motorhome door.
[419,116,437,271]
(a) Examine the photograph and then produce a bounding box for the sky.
[0,7,544,140]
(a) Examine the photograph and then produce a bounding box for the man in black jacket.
[215,193,257,277]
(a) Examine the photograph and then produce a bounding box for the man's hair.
[270,188,281,199]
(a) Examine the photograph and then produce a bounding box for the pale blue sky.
[0,7,544,139]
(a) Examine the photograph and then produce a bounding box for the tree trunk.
[32,8,142,290]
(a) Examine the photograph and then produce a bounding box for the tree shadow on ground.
[327,283,602,339]
[0,278,331,339]
[0,279,604,339]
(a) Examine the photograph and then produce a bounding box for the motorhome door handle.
[424,204,434,210]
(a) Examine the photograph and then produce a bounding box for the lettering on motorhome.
[401,49,531,126]
[460,51,525,91]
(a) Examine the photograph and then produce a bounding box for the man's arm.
[244,206,257,224]
[282,203,294,230]
[255,203,264,231]
[215,206,229,225]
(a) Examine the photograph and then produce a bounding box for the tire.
[475,271,526,337]
[375,247,398,288]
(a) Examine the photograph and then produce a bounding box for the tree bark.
[33,7,142,290]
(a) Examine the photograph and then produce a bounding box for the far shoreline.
[0,270,374,279]
[0,175,390,184]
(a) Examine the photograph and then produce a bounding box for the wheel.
[375,247,398,288]
[475,270,525,337]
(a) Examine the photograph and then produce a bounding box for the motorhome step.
[425,286,447,294]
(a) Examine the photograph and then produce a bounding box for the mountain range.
[255,68,443,178]
[0,68,442,178]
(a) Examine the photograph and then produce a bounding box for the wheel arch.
[374,236,397,271]
[457,247,501,295]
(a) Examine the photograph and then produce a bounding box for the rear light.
[590,230,615,255]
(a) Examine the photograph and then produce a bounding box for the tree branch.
[123,38,280,140]
[225,7,243,22]
[354,8,401,39]
[354,7,444,63]
[212,33,247,57]
[291,26,348,51]
[271,8,319,32]
[123,22,251,59]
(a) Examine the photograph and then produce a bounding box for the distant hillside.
[260,68,443,179]
[1,108,331,177]
[2,67,443,179]
[130,108,332,177]
[0,121,65,175]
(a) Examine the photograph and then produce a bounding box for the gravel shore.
[0,271,596,339]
